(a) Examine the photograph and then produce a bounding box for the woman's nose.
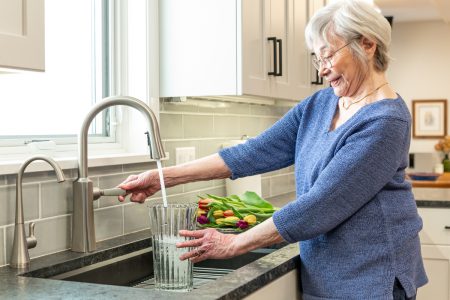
[318,65,328,77]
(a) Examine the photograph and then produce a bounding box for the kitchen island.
[0,229,300,300]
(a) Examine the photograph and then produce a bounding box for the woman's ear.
[360,37,377,57]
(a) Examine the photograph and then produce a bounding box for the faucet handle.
[26,222,37,249]
[102,188,127,197]
[93,187,127,200]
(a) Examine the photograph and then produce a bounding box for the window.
[0,0,159,162]
[0,0,108,142]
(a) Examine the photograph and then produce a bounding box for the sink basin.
[32,247,275,290]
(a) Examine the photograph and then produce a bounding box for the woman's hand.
[117,170,161,203]
[176,229,241,263]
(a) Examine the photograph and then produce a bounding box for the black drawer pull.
[444,226,450,229]
[276,38,282,76]
[268,37,277,76]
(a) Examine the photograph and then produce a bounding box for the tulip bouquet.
[196,191,278,231]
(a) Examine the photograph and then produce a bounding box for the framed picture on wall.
[412,99,447,138]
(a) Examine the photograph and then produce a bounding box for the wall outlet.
[176,147,196,165]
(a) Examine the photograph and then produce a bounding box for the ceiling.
[374,0,450,23]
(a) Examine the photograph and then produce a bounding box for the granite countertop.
[0,230,299,300]
[408,172,450,188]
[273,191,450,209]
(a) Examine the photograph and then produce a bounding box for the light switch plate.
[176,147,196,165]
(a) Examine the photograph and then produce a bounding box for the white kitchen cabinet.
[159,0,242,97]
[160,0,327,100]
[242,0,327,101]
[0,0,45,71]
[418,244,450,300]
[243,268,302,300]
[417,207,450,300]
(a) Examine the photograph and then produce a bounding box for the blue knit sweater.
[219,88,428,300]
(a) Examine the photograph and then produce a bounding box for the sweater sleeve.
[219,101,305,179]
[273,117,409,243]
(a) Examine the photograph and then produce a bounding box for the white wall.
[387,20,450,154]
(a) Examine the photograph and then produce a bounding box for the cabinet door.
[242,0,272,98]
[159,0,242,97]
[308,0,327,93]
[242,0,324,101]
[0,0,44,71]
[243,268,301,300]
[269,0,300,100]
[417,245,450,300]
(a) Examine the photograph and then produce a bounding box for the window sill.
[0,152,169,176]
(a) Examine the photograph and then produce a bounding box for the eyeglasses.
[312,42,351,71]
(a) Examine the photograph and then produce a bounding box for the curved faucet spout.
[78,96,166,178]
[10,155,66,269]
[73,96,165,253]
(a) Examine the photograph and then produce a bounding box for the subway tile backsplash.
[0,96,296,267]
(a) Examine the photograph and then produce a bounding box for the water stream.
[156,159,168,208]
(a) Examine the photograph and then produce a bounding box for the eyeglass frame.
[312,42,352,71]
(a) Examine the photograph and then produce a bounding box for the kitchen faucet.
[72,96,166,253]
[10,155,66,269]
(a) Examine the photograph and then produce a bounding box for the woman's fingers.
[179,247,208,262]
[176,237,204,248]
[179,229,206,239]
[129,192,148,203]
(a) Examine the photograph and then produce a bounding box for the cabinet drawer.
[418,208,450,245]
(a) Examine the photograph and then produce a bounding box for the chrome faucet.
[72,96,166,253]
[10,155,66,269]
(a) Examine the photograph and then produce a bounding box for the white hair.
[305,0,392,72]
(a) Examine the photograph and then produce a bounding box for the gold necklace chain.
[342,82,389,110]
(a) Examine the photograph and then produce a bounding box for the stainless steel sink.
[45,247,275,290]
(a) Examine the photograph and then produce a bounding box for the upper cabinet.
[159,0,242,97]
[159,0,326,100]
[243,0,327,101]
[0,0,45,71]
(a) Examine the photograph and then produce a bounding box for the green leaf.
[229,195,243,202]
[240,191,273,209]
[206,194,229,202]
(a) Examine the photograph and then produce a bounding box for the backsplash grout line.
[38,183,42,219]
[160,111,282,118]
[163,137,254,142]
[265,172,295,179]
[122,206,125,235]
[30,213,71,224]
[2,227,6,265]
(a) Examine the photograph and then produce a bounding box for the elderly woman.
[118,0,427,299]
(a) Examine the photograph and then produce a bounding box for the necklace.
[342,82,389,110]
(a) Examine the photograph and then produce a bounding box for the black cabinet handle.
[268,37,277,76]
[310,53,323,85]
[445,226,450,229]
[276,39,282,76]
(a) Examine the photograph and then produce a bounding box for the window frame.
[0,0,162,174]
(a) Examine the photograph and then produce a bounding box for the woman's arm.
[118,153,231,202]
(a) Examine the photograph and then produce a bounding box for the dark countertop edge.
[416,200,450,208]
[0,230,299,300]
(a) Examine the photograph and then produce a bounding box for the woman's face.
[313,38,367,98]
